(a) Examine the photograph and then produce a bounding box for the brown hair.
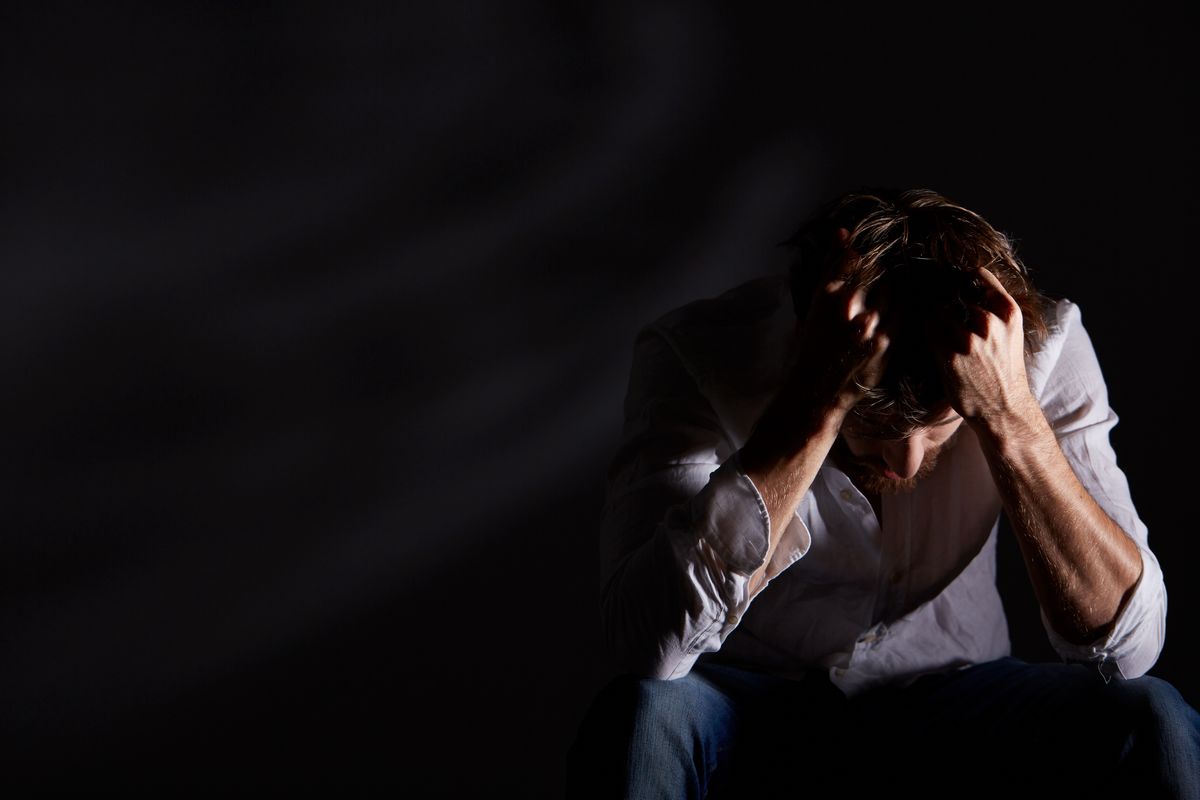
[779,188,1053,437]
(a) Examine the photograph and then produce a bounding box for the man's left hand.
[938,267,1039,425]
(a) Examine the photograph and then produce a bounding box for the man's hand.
[938,267,1038,426]
[785,228,890,418]
[739,229,889,598]
[935,266,1143,645]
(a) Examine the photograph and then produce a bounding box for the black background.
[4,4,1196,795]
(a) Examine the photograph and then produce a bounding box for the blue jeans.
[565,657,1200,799]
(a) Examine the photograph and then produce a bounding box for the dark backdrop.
[4,4,1195,795]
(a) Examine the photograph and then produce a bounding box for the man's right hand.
[784,227,890,422]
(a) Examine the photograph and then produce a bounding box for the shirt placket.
[874,491,911,624]
[844,478,910,673]
[822,469,885,681]
[824,469,883,625]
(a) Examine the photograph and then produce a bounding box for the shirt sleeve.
[598,323,776,680]
[1030,300,1167,681]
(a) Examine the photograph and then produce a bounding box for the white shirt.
[598,271,1166,697]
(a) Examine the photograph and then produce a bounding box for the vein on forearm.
[978,410,1142,645]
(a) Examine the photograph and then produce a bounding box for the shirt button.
[832,667,846,677]
[726,613,740,625]
[839,488,854,501]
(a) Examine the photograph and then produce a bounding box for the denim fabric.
[565,657,1200,800]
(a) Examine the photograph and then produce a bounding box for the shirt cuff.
[1042,545,1166,680]
[683,450,772,576]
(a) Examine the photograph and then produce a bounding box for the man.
[566,189,1199,799]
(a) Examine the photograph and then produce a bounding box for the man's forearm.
[972,398,1143,644]
[738,386,845,598]
[736,269,884,598]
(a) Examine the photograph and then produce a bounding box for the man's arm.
[943,270,1164,675]
[598,325,778,680]
[601,251,887,679]
[738,400,841,601]
[740,238,891,597]
[972,394,1142,644]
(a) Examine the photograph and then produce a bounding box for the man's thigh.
[566,660,845,799]
[697,661,850,797]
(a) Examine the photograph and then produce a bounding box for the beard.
[829,428,960,495]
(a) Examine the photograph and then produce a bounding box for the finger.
[823,228,859,283]
[806,277,850,323]
[873,329,890,358]
[975,266,1006,292]
[964,304,990,339]
[857,329,890,388]
[846,285,869,320]
[863,309,880,340]
[823,278,847,296]
[852,308,880,342]
[867,327,889,362]
[974,267,1018,321]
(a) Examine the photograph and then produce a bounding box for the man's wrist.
[967,392,1052,458]
[741,397,843,474]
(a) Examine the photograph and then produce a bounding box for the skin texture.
[833,416,963,520]
[738,234,1142,643]
[939,267,1141,644]
[739,229,888,599]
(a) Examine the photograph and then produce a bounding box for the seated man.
[566,189,1199,799]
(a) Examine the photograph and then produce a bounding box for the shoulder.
[1036,296,1083,353]
[637,272,795,395]
[1026,297,1118,416]
[647,273,790,333]
[1027,298,1082,389]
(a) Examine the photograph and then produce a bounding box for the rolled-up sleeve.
[598,324,776,680]
[1030,300,1167,680]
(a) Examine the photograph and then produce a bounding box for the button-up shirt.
[598,271,1166,697]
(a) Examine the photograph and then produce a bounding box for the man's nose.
[882,440,924,479]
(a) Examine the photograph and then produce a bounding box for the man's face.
[834,409,965,495]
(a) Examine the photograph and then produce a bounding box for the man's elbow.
[1116,576,1168,680]
[600,612,692,681]
[606,637,700,681]
[1116,613,1168,680]
[600,589,699,681]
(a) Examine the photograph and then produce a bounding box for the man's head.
[833,408,964,494]
[781,188,1051,435]
[779,188,1052,489]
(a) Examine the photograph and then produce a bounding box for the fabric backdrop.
[4,4,1195,795]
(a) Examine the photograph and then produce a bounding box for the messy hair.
[778,188,1053,438]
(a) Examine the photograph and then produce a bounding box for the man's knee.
[1107,675,1198,738]
[566,673,723,799]
[573,672,712,745]
[1085,674,1200,796]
